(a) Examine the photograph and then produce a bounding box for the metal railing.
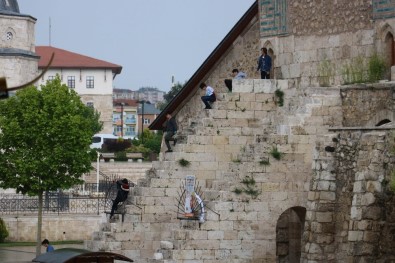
[0,192,110,215]
[0,177,123,215]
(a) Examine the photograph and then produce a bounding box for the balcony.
[125,118,136,124]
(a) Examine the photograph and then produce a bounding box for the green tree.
[158,82,184,110]
[0,77,102,255]
[128,129,163,159]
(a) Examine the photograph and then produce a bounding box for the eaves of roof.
[0,11,36,20]
[0,48,39,59]
[149,1,258,130]
[36,46,122,75]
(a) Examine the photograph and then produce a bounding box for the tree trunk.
[36,190,43,256]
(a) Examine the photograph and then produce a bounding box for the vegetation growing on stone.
[342,54,388,84]
[259,159,270,166]
[270,146,283,160]
[232,176,260,199]
[318,58,334,87]
[368,53,387,82]
[178,158,190,167]
[275,89,284,107]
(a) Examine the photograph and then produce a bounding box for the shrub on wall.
[0,218,9,242]
[368,53,387,82]
[318,58,335,87]
[342,54,388,85]
[342,56,366,84]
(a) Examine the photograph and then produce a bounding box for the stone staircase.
[84,162,153,185]
[85,79,343,262]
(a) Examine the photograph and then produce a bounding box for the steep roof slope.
[36,46,122,75]
[149,1,258,130]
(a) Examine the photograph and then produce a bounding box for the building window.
[48,76,55,81]
[67,76,75,88]
[86,76,94,89]
[125,126,135,136]
[86,102,94,108]
[125,114,136,124]
[113,126,122,136]
[113,113,121,122]
[144,118,150,125]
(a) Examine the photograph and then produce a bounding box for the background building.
[137,102,160,136]
[136,87,165,105]
[112,99,138,137]
[36,46,122,133]
[113,88,137,100]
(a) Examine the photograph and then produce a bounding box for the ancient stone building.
[86,1,395,262]
[0,0,38,88]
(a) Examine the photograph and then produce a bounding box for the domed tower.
[0,0,39,88]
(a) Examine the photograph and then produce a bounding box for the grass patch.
[178,158,191,167]
[318,58,334,87]
[259,159,270,166]
[342,53,388,84]
[275,89,284,107]
[270,146,282,160]
[232,176,261,199]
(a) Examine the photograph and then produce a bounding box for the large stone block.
[233,79,254,92]
[253,79,274,93]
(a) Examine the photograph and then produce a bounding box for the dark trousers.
[224,79,232,92]
[260,71,270,79]
[110,197,124,217]
[201,95,216,109]
[165,131,176,150]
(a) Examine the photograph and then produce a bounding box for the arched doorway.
[276,206,306,262]
[385,32,395,67]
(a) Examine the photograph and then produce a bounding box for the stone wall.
[258,1,395,88]
[175,15,261,135]
[86,79,345,262]
[340,85,395,127]
[302,129,395,262]
[3,214,102,242]
[288,0,373,36]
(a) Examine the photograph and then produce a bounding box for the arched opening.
[376,119,391,127]
[276,206,306,263]
[268,48,275,79]
[385,32,395,66]
[263,40,275,79]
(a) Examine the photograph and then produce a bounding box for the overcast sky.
[18,0,255,92]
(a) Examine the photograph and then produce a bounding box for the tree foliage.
[0,77,102,254]
[129,128,163,158]
[0,77,102,194]
[158,82,184,110]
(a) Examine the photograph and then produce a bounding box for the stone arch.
[263,40,275,79]
[380,24,395,66]
[385,32,395,66]
[276,206,306,263]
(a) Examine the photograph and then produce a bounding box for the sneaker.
[173,138,177,146]
[204,107,212,109]
[165,149,173,153]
